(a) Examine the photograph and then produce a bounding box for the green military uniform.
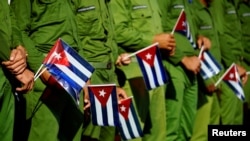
[110,0,167,141]
[211,0,244,125]
[190,1,238,140]
[0,1,22,140]
[75,0,119,140]
[158,0,199,140]
[11,0,83,140]
[237,0,250,122]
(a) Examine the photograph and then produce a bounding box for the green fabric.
[10,0,84,140]
[110,0,167,140]
[76,0,118,63]
[11,0,81,72]
[237,1,250,64]
[164,63,198,141]
[0,1,21,140]
[210,0,244,125]
[211,0,244,68]
[158,0,198,65]
[0,82,14,141]
[237,1,250,108]
[157,0,199,140]
[75,1,122,140]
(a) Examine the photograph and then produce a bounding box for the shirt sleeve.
[11,0,44,72]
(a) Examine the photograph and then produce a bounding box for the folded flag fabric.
[221,63,245,101]
[118,97,143,140]
[43,38,95,104]
[88,84,119,126]
[174,9,196,48]
[199,49,222,79]
[135,43,169,90]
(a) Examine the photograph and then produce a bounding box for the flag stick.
[34,67,47,81]
[247,71,250,75]
[171,9,184,34]
[122,42,159,60]
[198,45,204,59]
[214,63,235,87]
[34,64,44,79]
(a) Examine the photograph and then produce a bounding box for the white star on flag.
[99,89,106,97]
[145,53,152,60]
[120,105,126,112]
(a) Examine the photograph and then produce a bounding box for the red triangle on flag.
[89,85,114,107]
[223,65,237,82]
[175,10,187,32]
[43,39,69,66]
[136,45,157,67]
[118,98,132,120]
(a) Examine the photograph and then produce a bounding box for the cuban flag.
[221,63,245,101]
[88,84,119,126]
[173,9,196,48]
[43,39,95,104]
[135,43,169,90]
[199,49,222,79]
[118,97,143,140]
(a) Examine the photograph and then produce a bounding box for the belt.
[90,62,112,69]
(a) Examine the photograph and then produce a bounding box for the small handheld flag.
[199,47,222,79]
[118,97,143,140]
[132,43,169,90]
[88,84,119,126]
[215,63,245,101]
[172,9,196,48]
[42,39,95,104]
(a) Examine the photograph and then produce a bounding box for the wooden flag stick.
[34,64,44,79]
[34,67,47,81]
[198,45,205,59]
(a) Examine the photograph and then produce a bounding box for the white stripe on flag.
[204,52,220,74]
[65,52,92,77]
[56,64,86,87]
[107,96,115,126]
[128,109,140,137]
[94,96,104,125]
[200,61,211,79]
[119,113,131,139]
[229,81,244,96]
[154,57,165,85]
[143,61,156,89]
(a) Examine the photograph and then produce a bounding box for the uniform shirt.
[11,0,80,72]
[110,0,163,52]
[211,0,244,67]
[0,0,21,90]
[76,0,118,63]
[237,0,250,64]
[158,0,198,65]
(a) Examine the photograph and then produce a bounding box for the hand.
[115,53,131,66]
[236,64,248,85]
[197,35,211,50]
[116,87,128,103]
[181,56,201,74]
[15,68,34,93]
[206,84,216,93]
[2,45,28,75]
[83,80,91,110]
[153,33,176,56]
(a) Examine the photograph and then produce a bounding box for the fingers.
[84,99,91,110]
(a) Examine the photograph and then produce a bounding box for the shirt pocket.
[168,1,184,19]
[76,5,99,36]
[130,4,152,28]
[38,0,56,3]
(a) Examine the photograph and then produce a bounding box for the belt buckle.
[107,62,112,69]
